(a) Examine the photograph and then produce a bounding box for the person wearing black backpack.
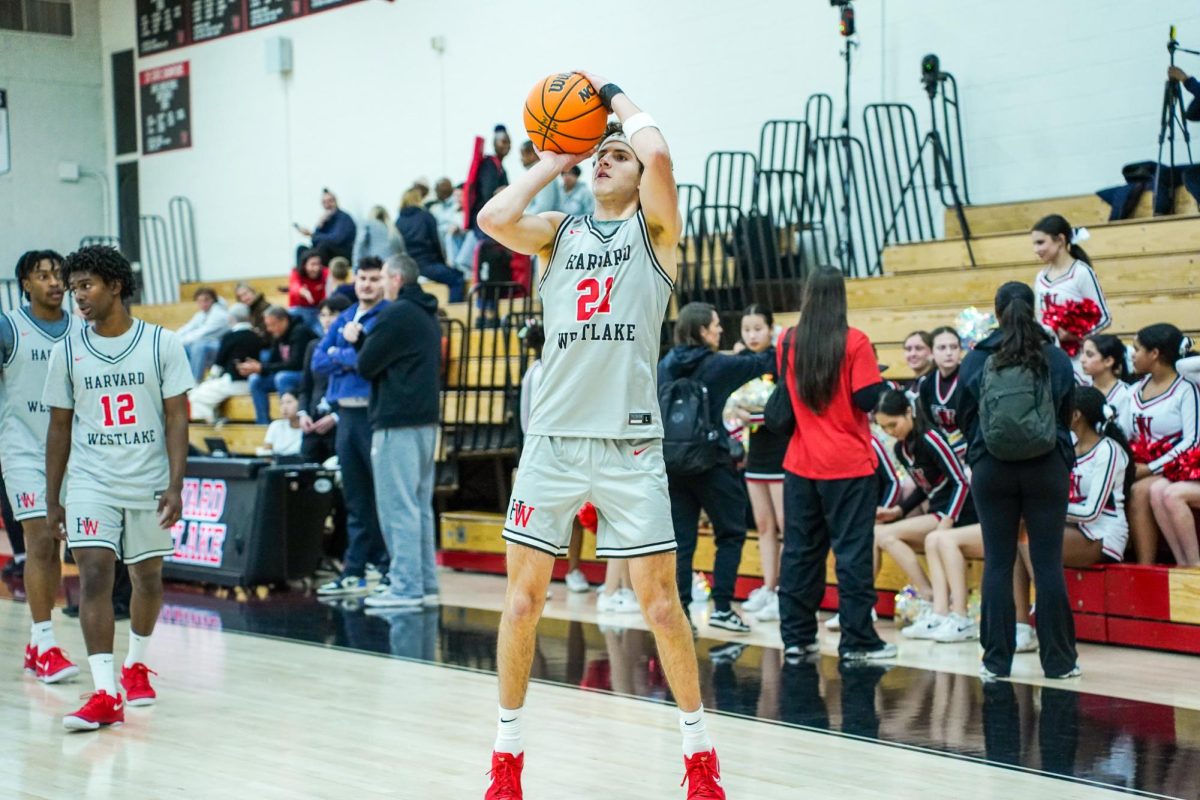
[658,302,776,634]
[958,281,1079,680]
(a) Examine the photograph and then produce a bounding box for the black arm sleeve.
[852,382,885,413]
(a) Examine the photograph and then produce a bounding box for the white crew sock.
[494,705,524,756]
[88,654,116,696]
[125,631,151,668]
[679,705,714,757]
[31,620,56,654]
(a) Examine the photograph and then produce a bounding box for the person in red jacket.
[289,249,328,334]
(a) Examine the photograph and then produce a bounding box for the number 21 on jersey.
[576,276,614,322]
[100,393,138,427]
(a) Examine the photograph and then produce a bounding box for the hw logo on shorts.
[508,499,535,528]
[16,492,37,510]
[76,518,100,537]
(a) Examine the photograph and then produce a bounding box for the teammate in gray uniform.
[478,73,726,799]
[44,246,193,732]
[3,250,81,684]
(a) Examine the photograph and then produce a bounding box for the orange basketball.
[523,72,608,155]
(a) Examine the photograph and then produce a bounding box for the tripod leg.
[931,134,975,267]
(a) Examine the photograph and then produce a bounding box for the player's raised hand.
[157,487,183,530]
[537,145,596,173]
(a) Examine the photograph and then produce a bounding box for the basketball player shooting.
[43,246,194,732]
[478,73,726,799]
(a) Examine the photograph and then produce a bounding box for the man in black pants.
[659,303,775,633]
[958,282,1078,680]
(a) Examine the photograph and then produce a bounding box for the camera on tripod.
[829,0,854,37]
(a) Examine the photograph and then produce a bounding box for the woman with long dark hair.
[958,281,1078,679]
[1031,214,1111,381]
[776,266,892,661]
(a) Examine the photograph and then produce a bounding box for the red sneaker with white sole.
[120,663,158,706]
[62,691,124,731]
[23,644,37,676]
[484,751,523,799]
[36,647,80,684]
[681,749,726,799]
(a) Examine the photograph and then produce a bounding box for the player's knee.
[505,586,544,623]
[640,592,678,630]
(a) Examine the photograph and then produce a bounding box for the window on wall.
[0,0,73,36]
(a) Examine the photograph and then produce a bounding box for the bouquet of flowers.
[730,374,778,414]
[955,306,997,350]
[1041,298,1102,357]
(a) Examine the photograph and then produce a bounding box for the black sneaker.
[1,558,24,578]
[708,609,751,633]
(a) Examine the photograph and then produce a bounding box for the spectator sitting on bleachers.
[241,305,317,425]
[259,391,303,457]
[295,188,357,263]
[312,257,391,596]
[327,257,357,305]
[187,302,263,423]
[559,166,595,217]
[234,282,270,336]
[298,294,351,464]
[289,249,328,333]
[177,287,230,382]
[353,205,407,265]
[395,187,465,303]
[428,178,465,267]
[521,141,563,215]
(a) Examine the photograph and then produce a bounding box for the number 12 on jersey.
[100,393,138,427]
[576,276,614,322]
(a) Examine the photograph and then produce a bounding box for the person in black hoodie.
[241,306,318,424]
[658,302,776,634]
[958,281,1078,680]
[355,255,443,607]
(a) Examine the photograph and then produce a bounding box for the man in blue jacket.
[297,188,357,263]
[355,255,443,608]
[312,257,390,596]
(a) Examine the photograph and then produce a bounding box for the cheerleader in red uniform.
[1126,324,1200,566]
[1031,214,1111,383]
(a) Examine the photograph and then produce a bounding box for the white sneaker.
[933,613,979,643]
[1015,623,1039,653]
[753,592,780,621]
[824,609,876,631]
[901,610,948,640]
[742,586,770,613]
[597,590,641,614]
[565,569,589,593]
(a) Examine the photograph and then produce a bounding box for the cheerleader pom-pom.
[1130,436,1173,465]
[955,306,997,350]
[893,585,923,624]
[576,502,598,533]
[1164,448,1200,482]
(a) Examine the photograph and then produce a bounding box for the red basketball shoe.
[681,749,726,798]
[36,647,80,684]
[63,691,124,732]
[23,644,37,676]
[120,663,158,706]
[484,751,524,799]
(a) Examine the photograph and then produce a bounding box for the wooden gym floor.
[1,570,1198,799]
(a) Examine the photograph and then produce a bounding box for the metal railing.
[169,196,201,285]
[138,214,179,305]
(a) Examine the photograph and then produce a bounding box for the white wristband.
[622,112,658,141]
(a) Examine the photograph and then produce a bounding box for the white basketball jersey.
[0,309,78,467]
[42,320,194,509]
[526,211,673,439]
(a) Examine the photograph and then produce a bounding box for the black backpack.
[659,356,724,475]
[978,355,1057,461]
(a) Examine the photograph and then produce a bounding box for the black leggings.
[972,452,1077,677]
[669,462,748,612]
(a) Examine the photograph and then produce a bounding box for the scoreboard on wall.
[137,0,367,57]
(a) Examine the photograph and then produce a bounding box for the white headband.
[596,131,634,156]
[1070,226,1091,245]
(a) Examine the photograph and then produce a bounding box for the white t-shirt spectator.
[177,303,230,347]
[264,419,303,456]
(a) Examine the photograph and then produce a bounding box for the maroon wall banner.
[137,0,366,56]
[140,61,192,155]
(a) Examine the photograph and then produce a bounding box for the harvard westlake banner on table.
[140,62,191,155]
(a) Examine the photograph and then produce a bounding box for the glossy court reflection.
[142,585,1199,799]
